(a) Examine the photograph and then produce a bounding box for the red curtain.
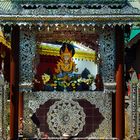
[37,55,60,75]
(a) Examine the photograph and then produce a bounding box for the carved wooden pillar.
[130,71,139,139]
[115,25,125,139]
[19,27,36,137]
[10,25,20,140]
[98,25,116,137]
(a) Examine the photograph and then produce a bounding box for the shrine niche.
[32,29,103,92]
[10,23,119,139]
[20,26,114,139]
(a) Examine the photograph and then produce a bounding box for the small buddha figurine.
[55,43,78,77]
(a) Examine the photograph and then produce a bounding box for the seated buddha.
[55,43,78,78]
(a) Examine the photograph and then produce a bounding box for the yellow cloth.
[37,44,96,61]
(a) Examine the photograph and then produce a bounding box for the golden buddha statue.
[55,43,78,75]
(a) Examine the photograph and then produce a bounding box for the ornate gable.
[0,0,140,25]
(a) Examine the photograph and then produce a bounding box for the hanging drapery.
[37,42,96,62]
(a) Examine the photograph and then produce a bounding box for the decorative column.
[10,25,20,140]
[115,25,125,139]
[98,26,116,83]
[19,26,36,91]
[98,25,116,136]
[18,26,36,136]
[130,71,139,139]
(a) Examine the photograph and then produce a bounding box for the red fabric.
[36,55,60,75]
[33,55,60,91]
[33,74,44,91]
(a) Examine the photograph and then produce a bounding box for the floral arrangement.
[41,70,94,91]
[42,74,50,84]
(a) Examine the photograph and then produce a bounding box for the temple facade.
[0,0,140,140]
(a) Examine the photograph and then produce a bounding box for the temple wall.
[23,91,112,138]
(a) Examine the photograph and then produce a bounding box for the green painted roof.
[129,28,140,41]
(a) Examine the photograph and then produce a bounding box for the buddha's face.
[60,45,73,62]
[63,53,71,61]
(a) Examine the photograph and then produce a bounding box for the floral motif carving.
[47,99,85,136]
[24,91,112,137]
[98,26,116,83]
[0,2,140,26]
[19,29,36,85]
